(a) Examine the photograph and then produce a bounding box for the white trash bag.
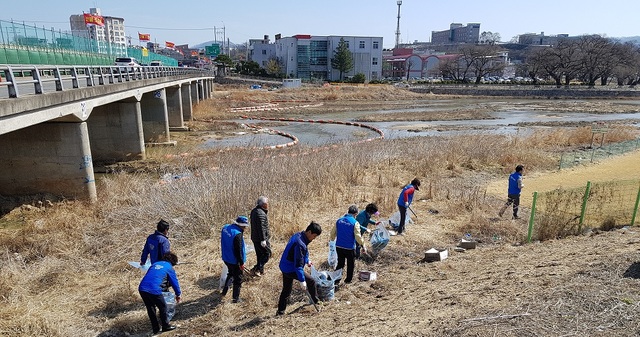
[327,240,338,270]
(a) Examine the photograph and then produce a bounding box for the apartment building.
[431,23,481,44]
[250,34,383,81]
[69,8,127,56]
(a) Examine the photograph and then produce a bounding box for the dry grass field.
[1,84,640,337]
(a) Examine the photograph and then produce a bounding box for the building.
[518,32,570,46]
[69,8,127,56]
[431,23,481,44]
[249,34,383,81]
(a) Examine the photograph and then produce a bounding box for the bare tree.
[459,44,506,84]
[479,31,501,45]
[574,35,614,87]
[437,56,468,82]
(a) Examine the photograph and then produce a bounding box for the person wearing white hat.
[220,216,250,303]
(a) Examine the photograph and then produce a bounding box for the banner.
[83,13,105,27]
[142,47,149,57]
[165,41,175,49]
[138,32,151,41]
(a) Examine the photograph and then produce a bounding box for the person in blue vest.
[220,216,249,303]
[277,221,323,316]
[355,203,379,258]
[397,178,421,235]
[141,219,171,267]
[330,205,366,285]
[499,165,525,219]
[138,251,181,335]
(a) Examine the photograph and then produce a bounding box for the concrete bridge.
[0,64,215,201]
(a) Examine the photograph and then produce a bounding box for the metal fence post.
[527,191,538,243]
[632,183,640,226]
[579,181,591,231]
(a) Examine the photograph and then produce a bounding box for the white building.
[249,34,383,81]
[69,8,127,56]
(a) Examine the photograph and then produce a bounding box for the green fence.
[528,179,640,241]
[0,20,177,66]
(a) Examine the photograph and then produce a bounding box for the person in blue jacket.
[396,178,420,235]
[330,205,366,285]
[276,221,322,316]
[499,165,525,219]
[355,203,379,258]
[141,219,171,266]
[138,251,181,335]
[220,216,249,303]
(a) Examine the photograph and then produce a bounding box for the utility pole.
[395,0,402,48]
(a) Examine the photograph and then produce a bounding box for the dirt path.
[486,150,640,206]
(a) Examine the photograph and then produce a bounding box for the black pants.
[139,291,170,333]
[505,194,521,217]
[336,246,356,283]
[398,205,408,234]
[277,271,318,313]
[252,240,271,273]
[223,262,244,300]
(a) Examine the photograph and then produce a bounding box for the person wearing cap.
[499,165,525,219]
[396,178,420,235]
[138,251,181,335]
[355,203,380,258]
[141,219,171,266]
[220,216,249,303]
[277,221,323,316]
[250,196,271,277]
[330,205,366,285]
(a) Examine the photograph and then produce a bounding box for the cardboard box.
[358,270,377,281]
[459,239,477,249]
[424,248,448,262]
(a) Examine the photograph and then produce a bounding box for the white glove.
[260,240,267,248]
[404,202,409,208]
[299,281,307,290]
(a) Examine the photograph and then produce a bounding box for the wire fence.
[529,179,640,241]
[559,138,640,169]
[0,20,176,66]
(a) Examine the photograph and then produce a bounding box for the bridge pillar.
[203,79,210,99]
[181,83,193,121]
[0,122,97,201]
[198,80,205,100]
[191,81,200,105]
[88,101,145,163]
[140,88,172,144]
[166,85,186,130]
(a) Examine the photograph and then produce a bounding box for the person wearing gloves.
[220,216,250,303]
[138,251,181,335]
[330,205,366,285]
[499,165,525,219]
[140,219,171,266]
[355,203,380,258]
[250,196,271,277]
[396,178,421,235]
[276,221,323,316]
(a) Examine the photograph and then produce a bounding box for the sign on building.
[205,44,221,57]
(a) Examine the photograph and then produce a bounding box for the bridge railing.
[0,64,214,98]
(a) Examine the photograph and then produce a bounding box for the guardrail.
[0,65,213,98]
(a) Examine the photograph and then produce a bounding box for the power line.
[127,25,213,31]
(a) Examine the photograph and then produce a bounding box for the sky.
[1,0,639,49]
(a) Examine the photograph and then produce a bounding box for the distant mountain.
[191,40,241,49]
[614,36,640,45]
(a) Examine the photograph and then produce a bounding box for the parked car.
[114,57,141,72]
[149,61,162,67]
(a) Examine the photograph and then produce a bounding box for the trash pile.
[311,266,342,301]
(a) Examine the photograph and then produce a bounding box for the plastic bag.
[311,266,341,301]
[219,263,229,290]
[370,223,390,253]
[128,261,151,275]
[388,211,414,229]
[163,291,176,321]
[327,240,338,270]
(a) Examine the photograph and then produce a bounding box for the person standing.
[396,178,421,235]
[138,252,181,335]
[250,196,271,277]
[277,221,323,316]
[330,205,366,285]
[141,219,171,267]
[355,203,379,258]
[220,216,250,303]
[499,165,525,219]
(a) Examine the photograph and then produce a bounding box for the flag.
[190,51,198,56]
[138,32,151,41]
[84,13,105,27]
[165,41,175,49]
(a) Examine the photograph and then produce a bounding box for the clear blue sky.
[2,0,638,48]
